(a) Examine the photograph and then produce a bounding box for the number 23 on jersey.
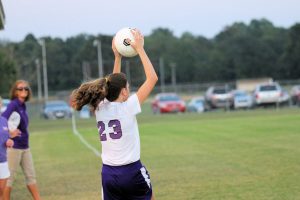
[97,119,123,141]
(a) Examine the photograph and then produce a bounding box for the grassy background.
[9,106,300,200]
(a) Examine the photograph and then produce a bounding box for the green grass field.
[9,107,300,200]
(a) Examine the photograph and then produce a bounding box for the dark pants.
[101,160,152,200]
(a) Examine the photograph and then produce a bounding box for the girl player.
[71,29,158,200]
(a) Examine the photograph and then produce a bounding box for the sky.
[0,0,300,42]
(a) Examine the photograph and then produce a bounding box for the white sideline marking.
[72,114,101,157]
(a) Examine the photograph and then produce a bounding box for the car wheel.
[205,103,211,111]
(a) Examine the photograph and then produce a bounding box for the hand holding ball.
[114,28,144,57]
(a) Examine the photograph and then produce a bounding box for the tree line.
[0,18,299,96]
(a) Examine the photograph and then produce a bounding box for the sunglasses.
[16,87,29,91]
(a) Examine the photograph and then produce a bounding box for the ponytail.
[71,78,108,111]
[71,73,127,111]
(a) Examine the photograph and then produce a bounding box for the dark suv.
[204,86,233,110]
[291,85,300,106]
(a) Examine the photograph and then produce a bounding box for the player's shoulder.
[8,99,19,108]
[128,93,138,100]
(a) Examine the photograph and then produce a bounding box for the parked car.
[151,93,186,114]
[290,85,300,106]
[0,99,10,114]
[253,83,282,106]
[41,100,72,119]
[204,86,233,110]
[187,96,205,113]
[232,90,253,109]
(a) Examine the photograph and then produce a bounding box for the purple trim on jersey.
[0,117,9,163]
[102,160,152,200]
[1,98,29,149]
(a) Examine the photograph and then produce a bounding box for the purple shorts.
[101,160,152,200]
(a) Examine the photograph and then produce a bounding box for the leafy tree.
[0,19,299,95]
[0,50,16,96]
[211,19,287,81]
[280,23,300,79]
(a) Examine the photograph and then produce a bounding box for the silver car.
[204,86,233,109]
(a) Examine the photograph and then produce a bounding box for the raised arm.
[130,30,158,104]
[112,37,122,74]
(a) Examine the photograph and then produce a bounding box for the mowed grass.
[9,107,300,200]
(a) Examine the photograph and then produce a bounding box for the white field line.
[71,114,101,157]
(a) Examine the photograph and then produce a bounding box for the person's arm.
[1,101,21,138]
[9,129,21,138]
[112,37,122,74]
[130,30,158,104]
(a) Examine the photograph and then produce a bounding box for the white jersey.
[95,94,141,166]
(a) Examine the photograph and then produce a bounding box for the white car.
[253,83,282,105]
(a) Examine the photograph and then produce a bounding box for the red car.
[151,93,186,114]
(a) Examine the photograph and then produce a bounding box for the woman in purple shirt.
[1,80,41,200]
[0,97,14,199]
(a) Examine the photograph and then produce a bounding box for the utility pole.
[225,84,230,112]
[159,57,165,93]
[38,39,48,101]
[35,59,42,102]
[82,61,91,81]
[170,63,177,92]
[93,39,104,77]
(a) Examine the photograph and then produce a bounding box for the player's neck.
[114,97,124,103]
[114,95,126,103]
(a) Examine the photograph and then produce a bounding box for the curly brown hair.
[71,73,127,111]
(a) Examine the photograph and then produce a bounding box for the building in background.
[236,78,273,92]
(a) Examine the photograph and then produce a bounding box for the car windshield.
[46,102,68,108]
[213,88,226,94]
[235,92,247,97]
[160,95,180,101]
[260,85,277,91]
